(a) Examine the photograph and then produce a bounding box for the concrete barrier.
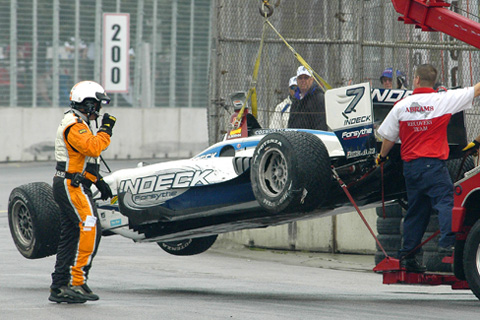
[219,208,378,254]
[0,107,209,162]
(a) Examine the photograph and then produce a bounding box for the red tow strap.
[331,166,389,258]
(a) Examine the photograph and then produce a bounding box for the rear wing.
[326,84,468,159]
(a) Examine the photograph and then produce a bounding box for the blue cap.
[380,67,404,80]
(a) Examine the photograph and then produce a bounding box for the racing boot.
[70,283,100,301]
[48,286,87,304]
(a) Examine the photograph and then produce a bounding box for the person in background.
[380,67,407,90]
[376,64,480,272]
[287,66,327,130]
[49,81,116,304]
[270,76,297,128]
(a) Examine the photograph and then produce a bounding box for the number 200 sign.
[103,13,130,92]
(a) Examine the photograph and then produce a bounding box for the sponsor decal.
[347,148,376,159]
[341,127,373,140]
[195,152,218,159]
[371,88,412,104]
[120,169,213,194]
[343,115,371,126]
[110,219,122,227]
[79,129,87,134]
[119,169,213,209]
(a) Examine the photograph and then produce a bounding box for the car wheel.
[158,235,218,256]
[8,182,61,259]
[463,219,480,300]
[250,131,331,214]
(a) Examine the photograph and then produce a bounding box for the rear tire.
[8,182,61,259]
[158,235,218,256]
[251,131,331,214]
[463,220,480,300]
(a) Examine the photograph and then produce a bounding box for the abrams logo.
[120,169,213,209]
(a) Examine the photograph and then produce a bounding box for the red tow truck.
[372,0,480,300]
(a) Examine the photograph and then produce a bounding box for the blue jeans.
[399,158,455,258]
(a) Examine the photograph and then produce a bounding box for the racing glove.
[462,140,480,154]
[95,178,113,200]
[375,154,388,166]
[98,113,116,137]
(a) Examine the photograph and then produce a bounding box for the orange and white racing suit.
[51,109,110,289]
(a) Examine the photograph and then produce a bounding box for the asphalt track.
[1,161,479,319]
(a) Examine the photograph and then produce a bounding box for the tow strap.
[233,1,333,128]
[331,166,389,258]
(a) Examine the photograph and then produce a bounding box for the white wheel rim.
[258,147,288,198]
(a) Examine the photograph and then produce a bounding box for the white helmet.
[70,81,110,116]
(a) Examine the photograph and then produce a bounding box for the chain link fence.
[0,0,211,109]
[209,0,480,144]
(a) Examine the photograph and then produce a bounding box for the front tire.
[250,131,331,214]
[463,219,480,300]
[157,235,218,256]
[8,182,61,259]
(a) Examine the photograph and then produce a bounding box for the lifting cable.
[233,0,333,128]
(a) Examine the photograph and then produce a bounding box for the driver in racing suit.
[49,81,116,304]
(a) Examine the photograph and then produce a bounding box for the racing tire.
[446,156,475,182]
[376,217,402,235]
[250,131,331,214]
[423,251,452,273]
[8,182,61,259]
[375,203,404,218]
[463,219,480,300]
[376,234,402,252]
[158,235,218,256]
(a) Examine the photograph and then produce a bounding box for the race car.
[7,83,472,259]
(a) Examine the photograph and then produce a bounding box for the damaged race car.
[7,83,473,259]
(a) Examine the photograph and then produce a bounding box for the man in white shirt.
[376,64,480,272]
[270,76,297,128]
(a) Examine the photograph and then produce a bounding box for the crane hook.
[259,0,274,18]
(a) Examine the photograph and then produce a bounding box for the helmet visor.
[96,91,111,104]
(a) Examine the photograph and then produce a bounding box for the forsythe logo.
[341,127,373,140]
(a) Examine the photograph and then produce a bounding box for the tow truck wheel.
[8,182,61,259]
[463,219,480,300]
[251,131,331,214]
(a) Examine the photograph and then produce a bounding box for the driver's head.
[70,81,110,120]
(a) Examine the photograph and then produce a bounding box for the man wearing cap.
[380,67,407,89]
[270,76,298,128]
[287,66,327,130]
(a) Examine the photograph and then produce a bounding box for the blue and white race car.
[7,83,471,257]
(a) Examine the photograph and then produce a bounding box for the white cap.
[296,66,312,77]
[288,76,297,87]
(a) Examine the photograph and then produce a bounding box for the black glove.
[375,154,388,166]
[95,178,113,200]
[98,113,116,136]
[462,140,480,155]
